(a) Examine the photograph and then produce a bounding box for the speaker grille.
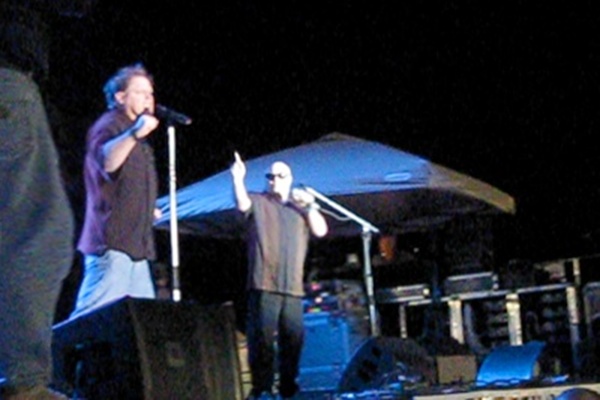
[52,298,243,400]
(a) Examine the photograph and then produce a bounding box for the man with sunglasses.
[231,152,328,400]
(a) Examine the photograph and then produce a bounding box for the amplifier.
[303,279,366,314]
[298,311,369,391]
[444,272,498,296]
[297,365,345,393]
[300,312,351,369]
[583,282,600,334]
[375,284,430,304]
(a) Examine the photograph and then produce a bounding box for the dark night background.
[44,1,600,319]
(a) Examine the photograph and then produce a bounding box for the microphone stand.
[166,122,182,302]
[303,186,381,337]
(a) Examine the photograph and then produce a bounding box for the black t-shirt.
[245,192,311,296]
[77,109,158,261]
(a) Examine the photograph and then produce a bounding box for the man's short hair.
[103,63,154,109]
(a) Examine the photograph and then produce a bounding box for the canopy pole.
[303,186,381,336]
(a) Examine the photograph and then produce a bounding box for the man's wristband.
[130,130,143,142]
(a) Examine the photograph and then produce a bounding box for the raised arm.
[231,151,252,212]
[291,188,328,237]
[103,114,159,173]
[305,205,328,237]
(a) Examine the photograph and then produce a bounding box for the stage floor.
[291,382,600,400]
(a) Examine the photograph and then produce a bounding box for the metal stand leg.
[448,299,464,344]
[506,292,522,345]
[399,304,408,339]
[566,285,581,369]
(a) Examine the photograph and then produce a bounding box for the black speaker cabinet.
[51,298,243,400]
[337,337,436,394]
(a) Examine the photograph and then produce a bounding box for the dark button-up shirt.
[78,109,158,261]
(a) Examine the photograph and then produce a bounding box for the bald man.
[231,152,328,400]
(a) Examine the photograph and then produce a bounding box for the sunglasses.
[265,173,289,181]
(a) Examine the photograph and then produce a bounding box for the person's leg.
[277,295,304,398]
[246,291,280,397]
[0,266,68,392]
[70,250,136,319]
[0,68,74,395]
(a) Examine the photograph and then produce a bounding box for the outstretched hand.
[230,151,246,181]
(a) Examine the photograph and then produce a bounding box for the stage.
[294,382,600,400]
[51,278,600,400]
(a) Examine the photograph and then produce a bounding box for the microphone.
[298,184,316,196]
[155,104,192,126]
[291,187,320,210]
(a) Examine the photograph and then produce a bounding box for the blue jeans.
[0,68,75,389]
[70,250,156,319]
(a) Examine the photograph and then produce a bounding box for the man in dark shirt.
[70,63,160,319]
[231,152,328,400]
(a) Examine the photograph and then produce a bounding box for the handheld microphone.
[291,187,320,210]
[155,104,192,126]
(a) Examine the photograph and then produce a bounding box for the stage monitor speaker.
[52,298,243,400]
[556,388,600,400]
[475,340,562,387]
[337,337,436,394]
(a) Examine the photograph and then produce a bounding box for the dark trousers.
[246,290,304,397]
[0,68,74,389]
